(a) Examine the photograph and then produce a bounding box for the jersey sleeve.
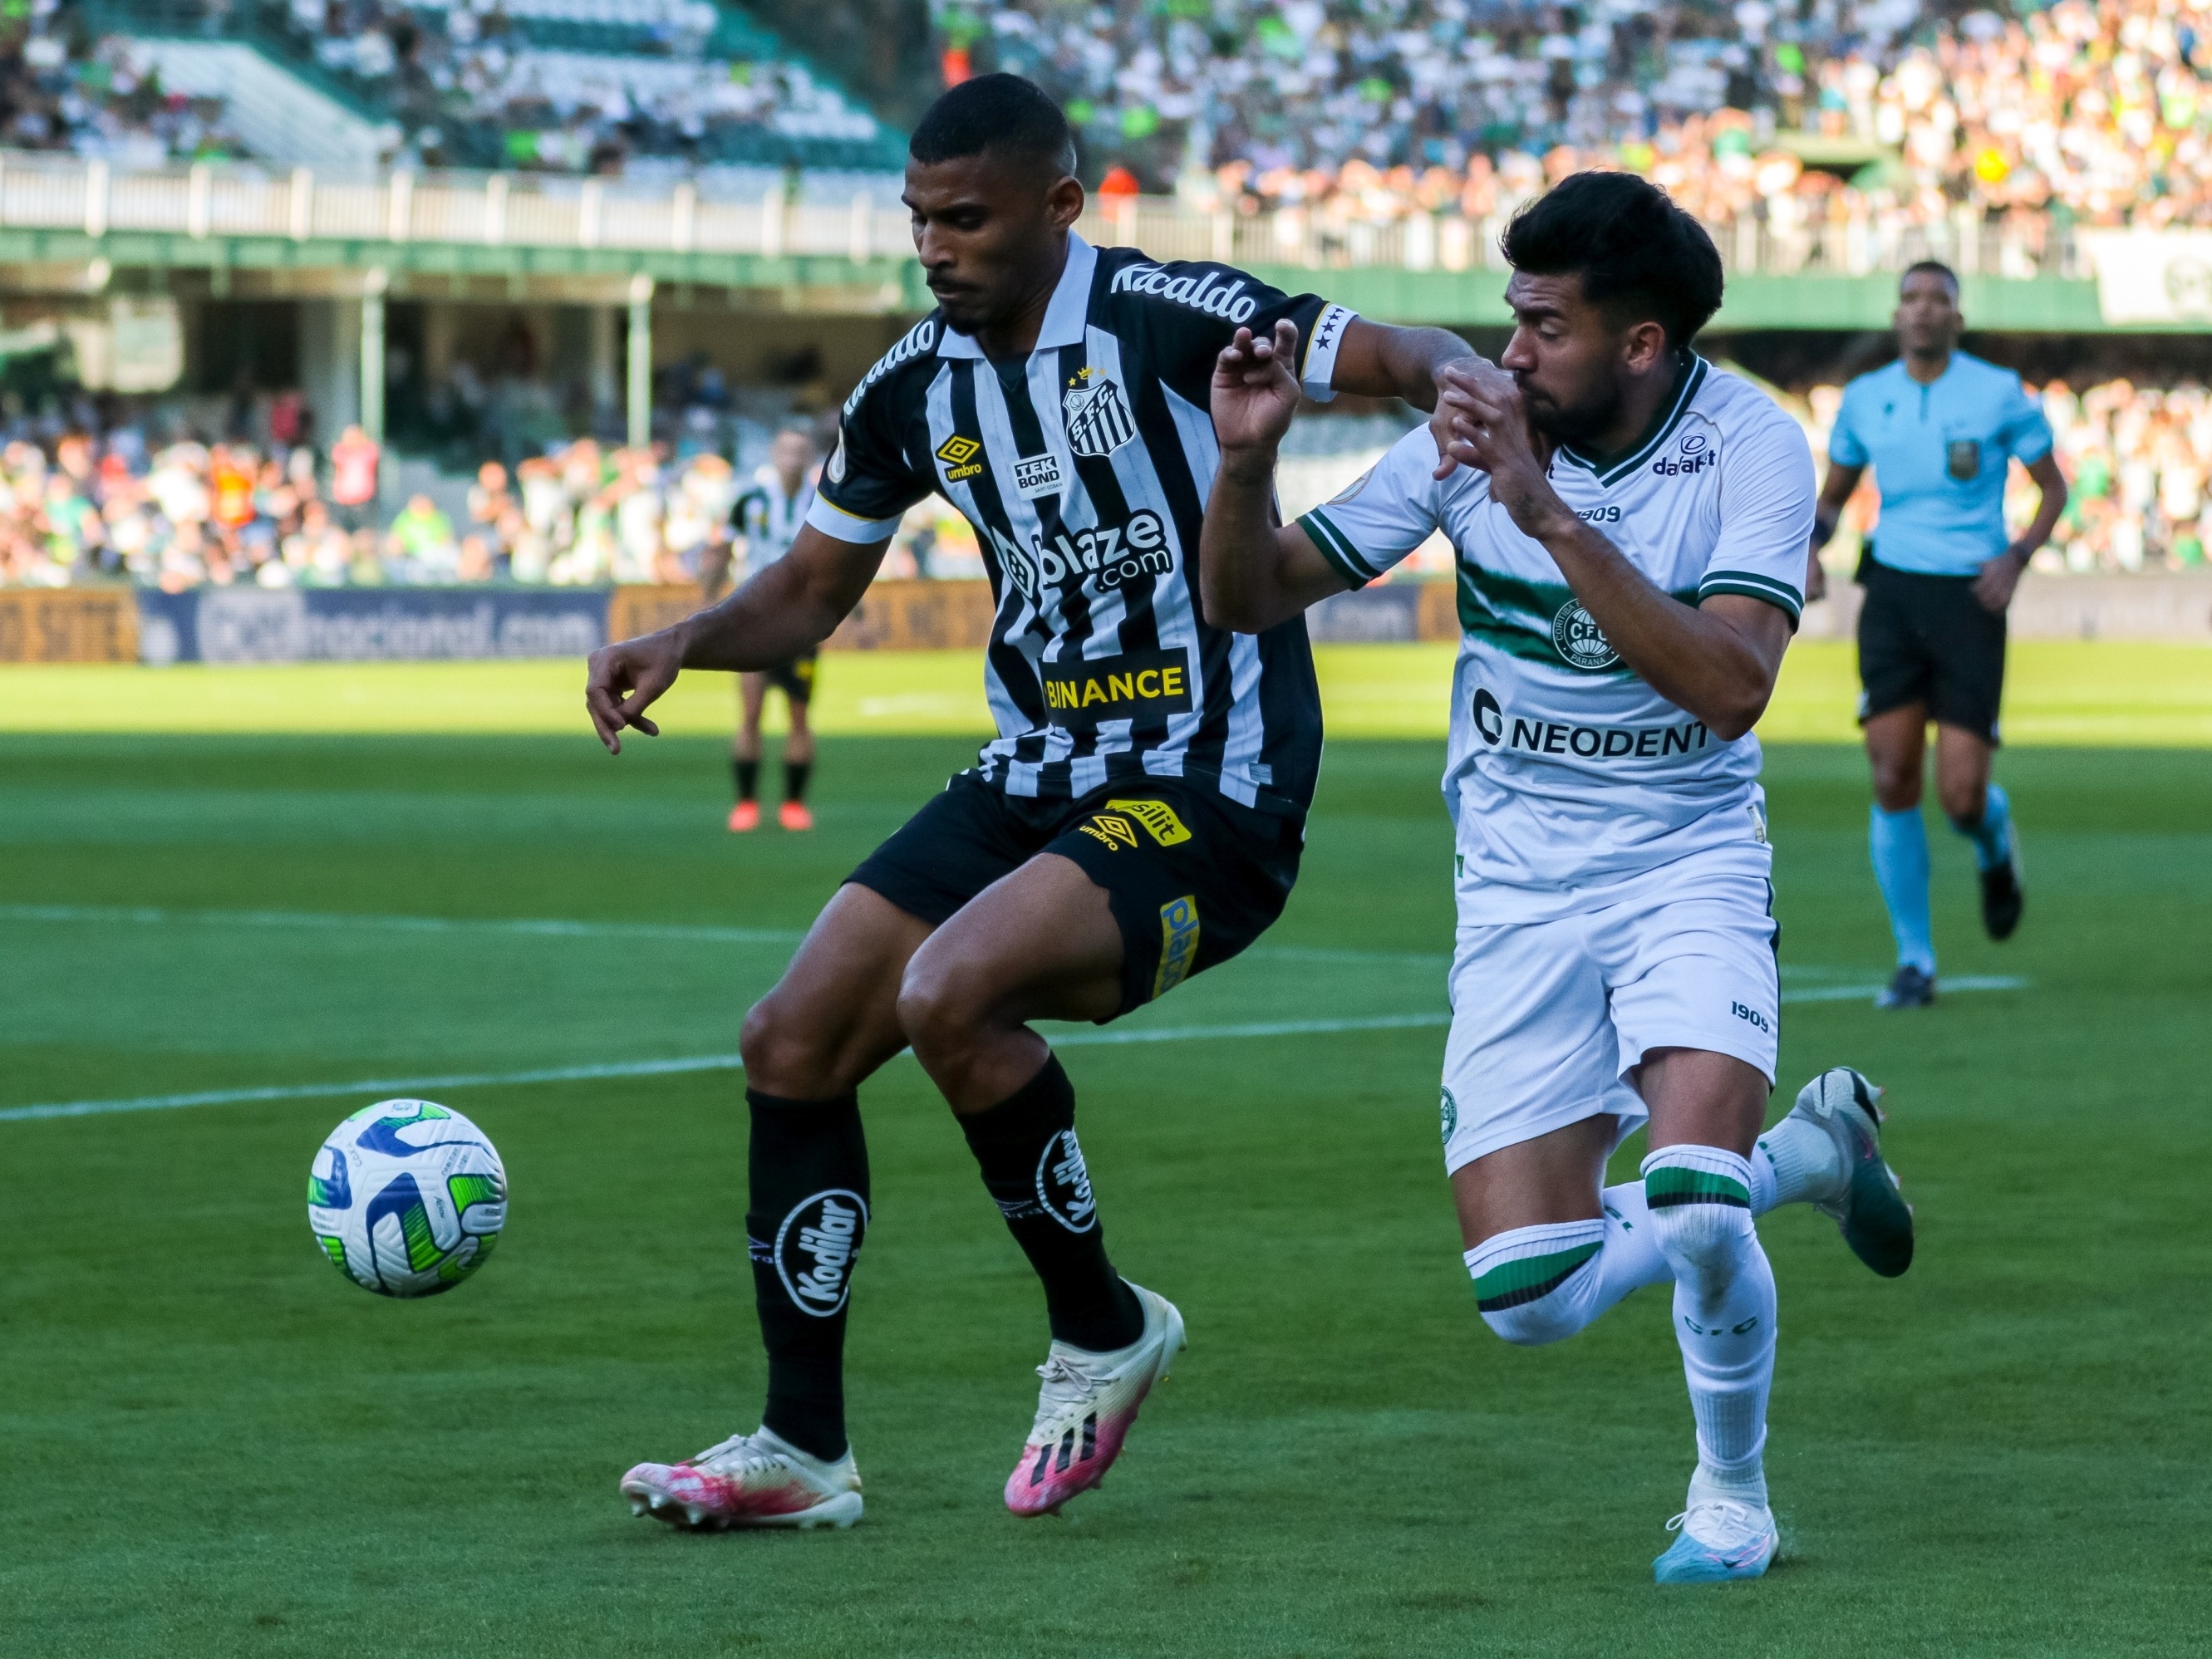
[1827,381,1870,468]
[1118,259,1355,406]
[1996,375,2055,465]
[1294,425,1451,587]
[1701,405,1816,625]
[808,339,932,545]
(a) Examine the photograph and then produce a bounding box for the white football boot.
[620,1426,862,1529]
[1004,1280,1185,1516]
[1653,1469,1779,1584]
[1781,1066,1915,1278]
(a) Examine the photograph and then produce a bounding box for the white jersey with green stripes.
[1300,356,1814,920]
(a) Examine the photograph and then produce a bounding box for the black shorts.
[847,771,1304,1019]
[751,652,817,706]
[1856,553,2006,744]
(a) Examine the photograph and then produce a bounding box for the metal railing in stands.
[0,151,2085,281]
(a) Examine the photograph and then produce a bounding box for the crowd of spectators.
[0,424,778,589]
[0,0,887,177]
[285,0,888,173]
[1,7,248,165]
[950,0,2212,239]
[5,370,2208,588]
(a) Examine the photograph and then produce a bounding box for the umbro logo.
[935,434,984,482]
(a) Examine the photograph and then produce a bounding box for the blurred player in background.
[705,425,823,832]
[1807,263,2067,1008]
[1202,172,1915,1584]
[585,73,1475,1532]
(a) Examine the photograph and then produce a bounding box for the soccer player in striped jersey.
[582,73,1477,1530]
[1198,172,1916,1583]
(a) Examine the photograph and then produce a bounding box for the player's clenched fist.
[1438,364,1566,534]
[585,631,684,755]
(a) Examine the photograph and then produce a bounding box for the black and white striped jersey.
[806,233,1355,817]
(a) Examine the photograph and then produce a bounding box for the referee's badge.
[1947,439,1981,481]
[1064,367,1137,459]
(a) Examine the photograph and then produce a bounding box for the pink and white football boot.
[1005,1280,1185,1516]
[620,1426,862,1529]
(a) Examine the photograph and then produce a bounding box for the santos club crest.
[1064,368,1137,459]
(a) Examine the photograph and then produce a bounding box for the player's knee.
[1641,1148,1757,1277]
[1466,1224,1605,1347]
[893,955,987,1066]
[1870,763,1921,812]
[1939,781,1985,826]
[740,993,843,1096]
[1478,1298,1587,1347]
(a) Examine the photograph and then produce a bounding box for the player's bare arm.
[583,524,882,753]
[1329,316,1477,414]
[1973,450,2067,613]
[1201,321,1358,632]
[1804,458,1865,603]
[1445,361,1790,740]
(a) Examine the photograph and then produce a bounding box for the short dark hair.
[1901,259,1959,297]
[1502,172,1725,350]
[909,73,1078,179]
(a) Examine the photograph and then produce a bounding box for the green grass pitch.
[2,655,2209,1655]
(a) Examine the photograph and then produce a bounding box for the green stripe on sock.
[1472,1239,1601,1310]
[1644,1166,1752,1210]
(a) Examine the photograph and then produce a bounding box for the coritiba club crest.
[1551,599,1620,671]
[1065,367,1137,459]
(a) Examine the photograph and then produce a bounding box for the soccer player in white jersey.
[1198,171,1916,1583]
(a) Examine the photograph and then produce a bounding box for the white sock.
[1465,1181,1672,1346]
[1642,1145,1777,1498]
[1748,1117,1846,1215]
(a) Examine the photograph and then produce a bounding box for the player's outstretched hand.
[1211,321,1303,459]
[585,631,682,755]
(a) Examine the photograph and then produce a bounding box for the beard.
[1521,376,1622,447]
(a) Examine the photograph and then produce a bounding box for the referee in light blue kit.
[1807,261,2068,1009]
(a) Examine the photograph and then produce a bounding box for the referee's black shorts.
[752,651,817,706]
[1856,550,2007,744]
[848,771,1303,1020]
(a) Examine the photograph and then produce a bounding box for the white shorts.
[1438,843,1781,1176]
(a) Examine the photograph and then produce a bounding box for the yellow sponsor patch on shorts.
[1153,895,1201,999]
[1105,798,1191,846]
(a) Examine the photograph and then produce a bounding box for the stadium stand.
[950,0,2212,233]
[3,0,903,174]
[7,0,2212,593]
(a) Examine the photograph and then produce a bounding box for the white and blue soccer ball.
[308,1099,507,1298]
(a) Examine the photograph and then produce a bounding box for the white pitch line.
[0,903,804,947]
[1,902,1445,965]
[0,974,2032,1127]
[0,1012,1455,1125]
[1780,974,2026,1004]
[0,905,2005,989]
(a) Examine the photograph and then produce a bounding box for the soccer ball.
[308,1098,507,1298]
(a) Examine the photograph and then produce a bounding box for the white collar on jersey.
[934,234,1097,361]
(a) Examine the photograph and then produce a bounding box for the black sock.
[783,758,812,804]
[747,1089,868,1461]
[734,758,759,803]
[959,1056,1143,1352]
